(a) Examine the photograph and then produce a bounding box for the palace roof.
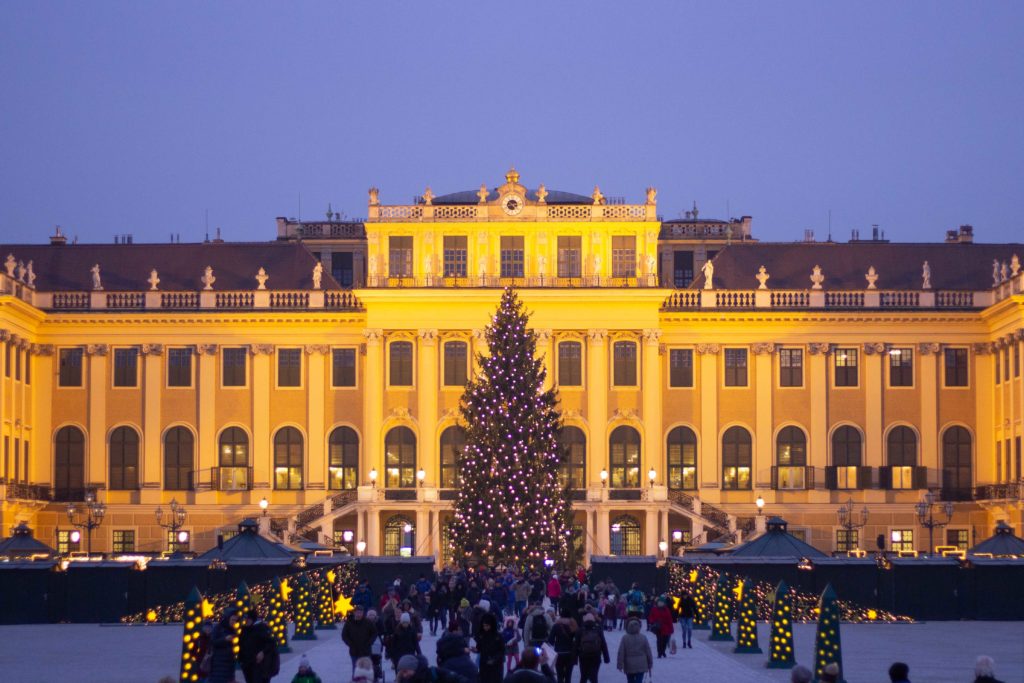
[431,188,592,205]
[693,242,1023,291]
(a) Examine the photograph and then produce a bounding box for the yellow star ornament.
[688,570,698,583]
[327,570,337,584]
[733,580,744,602]
[201,599,215,619]
[671,596,681,612]
[334,594,354,618]
[280,579,293,602]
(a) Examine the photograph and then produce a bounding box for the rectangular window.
[890,529,914,553]
[442,236,468,278]
[944,348,969,387]
[57,530,80,555]
[14,347,21,381]
[112,530,136,553]
[779,348,803,387]
[557,236,582,278]
[277,348,302,387]
[613,341,637,386]
[168,529,191,553]
[673,251,694,288]
[1005,345,1011,381]
[888,348,914,387]
[1015,343,1021,378]
[834,348,859,387]
[167,348,193,387]
[389,341,413,386]
[24,350,30,384]
[59,348,84,387]
[331,251,354,287]
[946,529,969,551]
[3,343,8,377]
[724,348,748,387]
[611,236,636,278]
[222,347,248,387]
[669,349,693,388]
[443,341,468,386]
[332,348,356,387]
[388,236,413,277]
[996,350,1002,384]
[558,341,582,386]
[112,348,139,387]
[836,529,859,553]
[500,236,524,278]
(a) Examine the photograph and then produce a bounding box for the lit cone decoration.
[709,573,734,641]
[268,576,291,653]
[692,568,710,630]
[292,573,317,640]
[316,569,337,629]
[178,587,203,682]
[765,580,795,669]
[733,577,761,654]
[233,581,253,662]
[812,584,844,683]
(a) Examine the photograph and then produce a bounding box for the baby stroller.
[371,632,386,682]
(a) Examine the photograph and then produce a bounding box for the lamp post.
[915,491,954,555]
[155,498,188,552]
[369,468,378,488]
[647,467,657,486]
[755,496,765,515]
[836,498,869,550]
[417,468,426,487]
[66,493,106,556]
[599,469,608,488]
[356,539,367,556]
[259,497,269,516]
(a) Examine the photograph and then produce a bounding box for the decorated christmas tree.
[734,577,762,654]
[292,573,317,640]
[449,287,571,565]
[709,574,734,641]
[812,584,844,682]
[766,580,795,669]
[316,569,337,629]
[179,587,204,682]
[268,576,291,653]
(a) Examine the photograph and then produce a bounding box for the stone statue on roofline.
[4,254,15,277]
[701,259,714,290]
[202,266,216,291]
[756,265,769,290]
[255,267,268,290]
[422,187,434,206]
[1001,261,1009,282]
[148,269,160,291]
[16,261,25,282]
[536,184,548,204]
[865,266,878,290]
[368,187,380,206]
[26,261,35,287]
[645,187,657,205]
[477,184,489,204]
[921,261,931,290]
[810,265,825,290]
[993,259,1001,286]
[91,264,102,290]
[312,262,323,290]
[1011,254,1020,277]
[592,185,605,206]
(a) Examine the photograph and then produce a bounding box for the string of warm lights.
[709,574,734,641]
[813,585,844,681]
[268,576,291,652]
[734,576,761,654]
[315,569,338,629]
[292,573,316,640]
[178,588,204,682]
[766,579,795,669]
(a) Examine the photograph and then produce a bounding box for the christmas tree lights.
[292,573,317,640]
[691,568,709,630]
[232,581,253,661]
[178,587,203,682]
[812,584,844,683]
[709,574,734,641]
[734,577,761,654]
[766,580,795,669]
[316,569,337,629]
[449,288,571,566]
[268,576,291,653]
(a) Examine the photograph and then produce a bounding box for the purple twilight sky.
[1,1,1022,245]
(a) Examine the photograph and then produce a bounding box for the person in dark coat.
[437,619,472,667]
[973,656,1005,683]
[573,614,609,683]
[239,610,279,683]
[397,654,469,683]
[547,613,577,683]
[475,613,506,683]
[676,591,696,649]
[208,609,241,683]
[504,647,555,683]
[343,605,379,674]
[389,612,421,673]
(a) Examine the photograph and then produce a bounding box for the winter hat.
[790,666,813,683]
[478,599,490,611]
[582,613,596,623]
[400,612,411,624]
[460,598,470,608]
[397,655,420,673]
[298,655,312,673]
[353,664,375,682]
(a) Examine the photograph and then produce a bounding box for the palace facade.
[1,168,1022,564]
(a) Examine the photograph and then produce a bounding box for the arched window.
[109,426,139,490]
[667,426,697,490]
[383,515,415,556]
[439,426,465,489]
[831,426,863,489]
[385,426,416,488]
[273,427,304,490]
[942,426,973,500]
[558,426,586,489]
[775,426,807,490]
[610,515,642,556]
[54,426,85,501]
[609,426,641,488]
[218,427,249,490]
[164,427,194,491]
[722,426,752,490]
[886,427,918,490]
[329,427,359,490]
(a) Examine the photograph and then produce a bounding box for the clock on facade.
[502,194,525,216]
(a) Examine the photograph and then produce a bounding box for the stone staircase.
[266,490,360,547]
[667,490,748,546]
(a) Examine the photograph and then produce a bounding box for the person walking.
[547,612,578,683]
[208,609,241,683]
[646,598,674,659]
[397,654,470,683]
[546,574,562,613]
[513,579,530,619]
[289,655,323,683]
[615,617,652,683]
[523,603,552,650]
[504,648,556,683]
[388,612,421,674]
[239,609,279,683]
[476,612,506,683]
[343,605,379,675]
[501,616,522,675]
[574,613,609,683]
[624,584,645,620]
[676,591,696,649]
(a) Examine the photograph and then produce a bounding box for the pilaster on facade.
[306,346,327,491]
[586,329,608,487]
[697,344,719,498]
[362,329,385,486]
[417,329,439,488]
[641,329,662,480]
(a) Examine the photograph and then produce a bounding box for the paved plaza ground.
[1,620,1021,683]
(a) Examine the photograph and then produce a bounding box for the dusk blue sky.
[2,2,1022,245]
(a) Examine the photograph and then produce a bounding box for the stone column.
[251,345,273,490]
[430,510,441,567]
[595,507,610,556]
[29,344,54,484]
[366,508,381,556]
[141,345,163,501]
[306,345,328,491]
[416,507,430,558]
[641,330,662,483]
[696,345,720,497]
[417,330,439,486]
[363,330,384,485]
[644,508,658,557]
[586,330,608,485]
[85,345,108,488]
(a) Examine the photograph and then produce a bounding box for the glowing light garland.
[709,574,734,641]
[292,573,316,640]
[766,580,795,669]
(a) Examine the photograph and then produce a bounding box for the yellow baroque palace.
[1,168,1022,564]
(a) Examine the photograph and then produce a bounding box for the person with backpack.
[523,604,552,649]
[615,618,652,683]
[475,612,506,683]
[239,609,280,683]
[547,612,578,683]
[646,598,674,659]
[624,584,645,619]
[397,654,470,683]
[574,613,609,683]
[343,605,379,675]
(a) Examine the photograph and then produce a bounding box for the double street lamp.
[836,499,869,551]
[66,493,106,556]
[915,491,954,554]
[155,498,189,552]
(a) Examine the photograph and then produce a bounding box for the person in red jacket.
[546,574,562,612]
[646,598,675,658]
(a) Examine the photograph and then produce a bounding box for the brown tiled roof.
[0,242,340,291]
[692,242,1023,291]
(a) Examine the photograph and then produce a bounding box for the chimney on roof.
[959,225,973,243]
[803,229,815,243]
[212,227,224,244]
[50,226,67,246]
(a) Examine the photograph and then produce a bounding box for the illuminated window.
[557,426,586,489]
[611,236,636,278]
[439,426,465,489]
[164,427,194,491]
[831,426,862,489]
[389,236,413,277]
[389,341,413,386]
[218,427,249,491]
[557,341,582,386]
[500,236,525,278]
[332,348,356,387]
[109,426,140,490]
[724,349,748,387]
[779,348,803,387]
[722,426,752,490]
[383,515,415,556]
[168,529,191,553]
[273,427,304,490]
[836,529,859,552]
[886,427,917,489]
[557,236,582,278]
[667,426,697,490]
[834,348,858,387]
[328,426,359,490]
[112,348,139,387]
[946,529,969,550]
[443,236,467,278]
[443,341,468,386]
[669,349,693,388]
[59,348,83,387]
[609,426,641,488]
[222,347,247,387]
[613,341,637,386]
[889,348,914,387]
[944,348,969,387]
[385,426,416,488]
[890,529,914,553]
[56,530,80,554]
[775,426,807,490]
[112,530,135,553]
[167,347,193,387]
[277,348,302,387]
[610,515,641,556]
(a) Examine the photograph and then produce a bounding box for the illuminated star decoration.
[201,599,215,619]
[280,578,293,602]
[327,570,337,584]
[334,594,354,618]
[671,596,681,612]
[146,609,158,623]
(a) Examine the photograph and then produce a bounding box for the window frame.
[111,529,136,554]
[886,426,918,490]
[611,236,636,279]
[384,426,417,488]
[943,347,969,388]
[887,347,914,388]
[833,348,859,388]
[442,235,468,278]
[331,347,358,388]
[666,426,697,491]
[724,348,749,388]
[442,340,468,387]
[557,340,583,388]
[835,528,860,553]
[108,426,140,490]
[166,347,194,389]
[831,425,863,490]
[328,426,359,491]
[890,528,915,553]
[388,340,415,388]
[217,426,250,491]
[221,347,249,388]
[273,426,305,491]
[275,347,303,389]
[388,236,413,278]
[775,425,808,490]
[778,348,804,388]
[499,235,525,278]
[557,426,586,490]
[58,347,84,388]
[164,426,195,491]
[609,425,641,488]
[668,348,694,388]
[439,425,466,489]
[111,347,140,389]
[721,426,753,490]
[557,235,582,278]
[612,340,638,387]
